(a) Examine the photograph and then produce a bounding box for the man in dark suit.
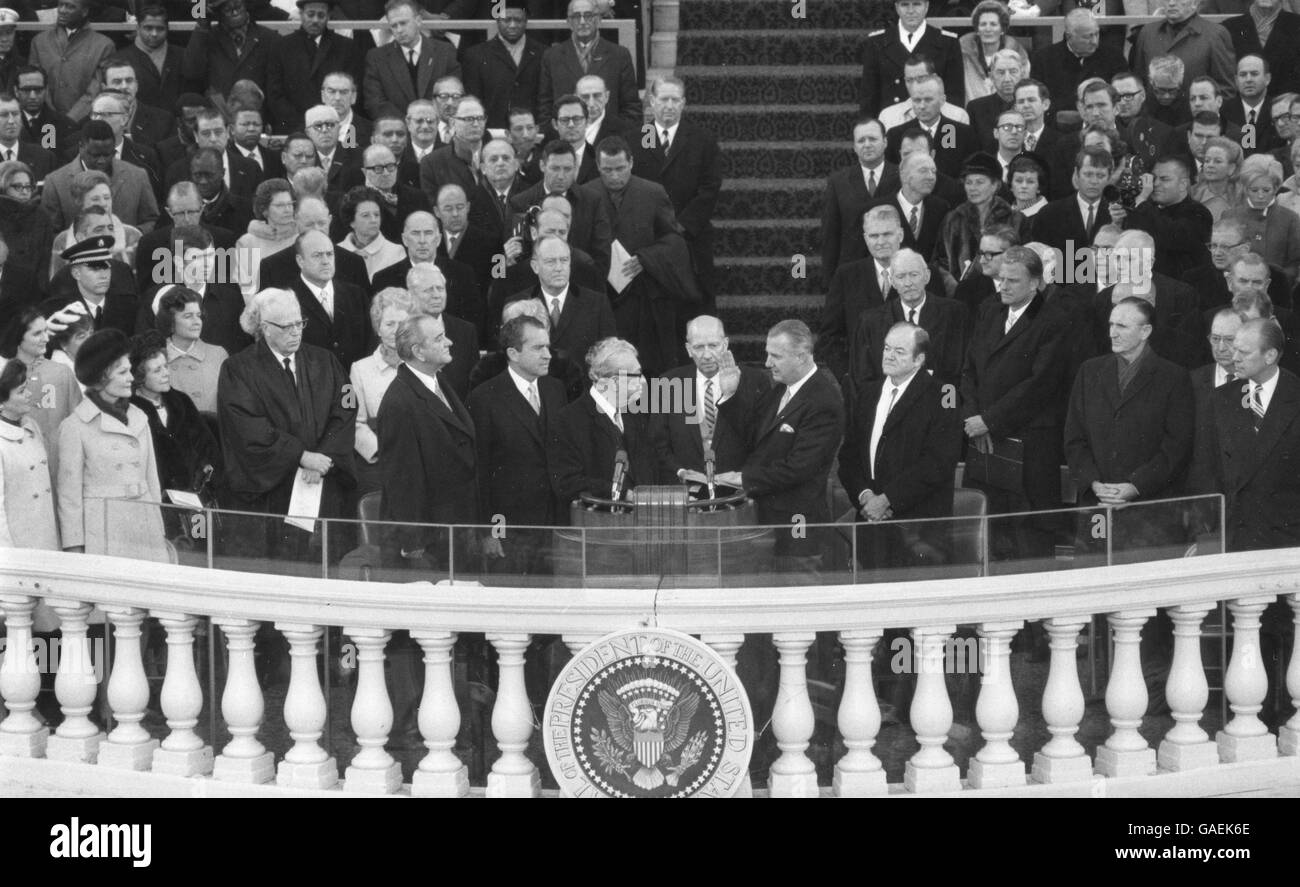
[434,183,495,308]
[181,0,280,104]
[289,230,371,372]
[544,93,598,185]
[839,321,961,568]
[654,315,768,482]
[186,147,255,236]
[258,195,371,297]
[1220,53,1280,154]
[961,246,1070,560]
[468,137,526,248]
[869,151,948,264]
[523,234,615,379]
[112,6,191,115]
[362,0,461,121]
[462,5,544,131]
[582,135,696,376]
[1191,307,1244,417]
[720,320,844,573]
[216,287,356,560]
[1225,1,1300,96]
[99,60,171,146]
[1029,8,1126,119]
[302,104,360,197]
[419,95,488,202]
[404,260,480,402]
[357,143,431,243]
[574,74,634,155]
[632,75,722,307]
[1094,229,1202,367]
[851,248,969,396]
[969,50,1027,154]
[163,109,259,196]
[822,117,898,284]
[266,1,363,132]
[885,75,979,180]
[371,211,480,334]
[1184,218,1292,313]
[45,233,136,335]
[377,311,477,561]
[1189,317,1300,551]
[859,0,962,116]
[0,92,51,180]
[512,139,613,276]
[538,0,641,127]
[1065,296,1195,555]
[548,335,664,508]
[818,205,942,381]
[88,90,163,201]
[1111,72,1180,169]
[467,313,566,575]
[137,223,248,355]
[1031,145,1114,256]
[228,106,285,183]
[1014,78,1064,197]
[15,67,78,165]
[1112,155,1212,278]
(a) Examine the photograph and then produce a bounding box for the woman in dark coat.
[0,159,55,283]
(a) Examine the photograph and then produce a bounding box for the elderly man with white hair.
[216,286,356,559]
[405,261,479,401]
[305,104,358,194]
[1091,228,1202,367]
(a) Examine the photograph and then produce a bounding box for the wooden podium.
[553,485,774,584]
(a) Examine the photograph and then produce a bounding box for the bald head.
[685,315,729,376]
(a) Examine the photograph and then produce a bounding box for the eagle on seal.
[597,685,700,790]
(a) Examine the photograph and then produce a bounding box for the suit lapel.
[1117,353,1157,409]
[882,372,926,434]
[503,376,544,445]
[1247,373,1300,479]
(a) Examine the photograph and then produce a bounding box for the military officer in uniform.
[860,0,964,118]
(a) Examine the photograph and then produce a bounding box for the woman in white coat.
[0,360,60,551]
[57,329,169,562]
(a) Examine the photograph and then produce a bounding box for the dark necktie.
[407,48,419,91]
[1,147,12,162]
[1248,108,1257,126]
[867,169,877,197]
[1085,202,1095,234]
[549,297,562,329]
[908,308,917,325]
[283,356,296,389]
[93,305,102,327]
[497,191,510,221]
[1249,382,1265,430]
[231,29,244,52]
[909,205,919,237]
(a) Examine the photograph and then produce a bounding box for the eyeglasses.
[1276,112,1296,122]
[1115,90,1143,101]
[1208,335,1237,346]
[90,110,126,119]
[407,117,437,126]
[455,115,486,124]
[264,319,308,332]
[997,123,1026,132]
[556,115,586,126]
[978,249,1006,259]
[434,92,464,102]
[569,11,599,19]
[308,121,338,131]
[6,182,33,193]
[322,87,353,97]
[1207,241,1245,252]
[364,162,398,173]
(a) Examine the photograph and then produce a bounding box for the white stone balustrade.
[343,628,402,793]
[486,633,539,798]
[969,621,1025,788]
[0,595,48,757]
[98,607,159,770]
[1281,594,1300,756]
[212,619,274,784]
[702,633,755,798]
[1032,618,1091,784]
[904,625,961,793]
[1095,609,1157,778]
[1217,596,1279,763]
[411,630,468,798]
[769,631,818,798]
[832,629,887,797]
[151,612,212,777]
[276,623,335,789]
[1158,605,1218,772]
[45,600,104,764]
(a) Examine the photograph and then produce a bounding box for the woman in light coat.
[57,329,168,562]
[0,306,82,481]
[959,1,1030,102]
[0,360,59,552]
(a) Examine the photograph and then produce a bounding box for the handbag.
[964,437,1025,494]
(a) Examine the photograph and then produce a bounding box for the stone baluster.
[969,621,1026,788]
[832,629,887,797]
[1281,594,1300,756]
[904,625,961,793]
[702,633,754,798]
[1216,595,1279,762]
[769,631,818,797]
[275,623,336,789]
[486,632,540,797]
[563,635,598,657]
[1095,609,1157,777]
[1157,605,1219,771]
[343,627,402,793]
[149,612,212,776]
[0,595,48,757]
[45,600,104,763]
[212,619,274,783]
[1032,618,1092,784]
[97,607,159,770]
[411,630,468,797]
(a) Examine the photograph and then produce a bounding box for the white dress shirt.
[590,385,623,431]
[869,367,920,474]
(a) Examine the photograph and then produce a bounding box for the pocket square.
[779,423,795,433]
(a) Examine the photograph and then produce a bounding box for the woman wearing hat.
[0,306,82,481]
[56,328,168,561]
[0,8,24,94]
[937,150,1027,291]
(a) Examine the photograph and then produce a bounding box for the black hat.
[75,329,131,387]
[60,235,115,265]
[1008,150,1049,179]
[960,151,1003,182]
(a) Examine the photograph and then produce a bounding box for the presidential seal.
[544,628,753,798]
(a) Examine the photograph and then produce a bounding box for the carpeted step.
[718,294,825,362]
[720,140,853,180]
[715,218,822,259]
[715,178,827,221]
[678,65,860,107]
[679,0,890,31]
[677,29,863,66]
[690,103,858,143]
[716,255,825,296]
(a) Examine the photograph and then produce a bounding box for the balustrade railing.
[2,493,1298,797]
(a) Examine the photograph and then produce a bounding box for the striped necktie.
[702,378,716,439]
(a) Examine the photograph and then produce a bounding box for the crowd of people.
[0,0,1298,590]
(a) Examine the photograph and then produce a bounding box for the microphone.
[703,441,716,503]
[610,449,628,502]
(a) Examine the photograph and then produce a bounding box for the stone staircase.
[675,0,891,357]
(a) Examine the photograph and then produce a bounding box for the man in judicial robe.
[216,287,356,559]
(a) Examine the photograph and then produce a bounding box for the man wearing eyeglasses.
[1110,72,1178,170]
[363,0,462,121]
[182,0,281,107]
[1142,55,1192,130]
[217,287,356,561]
[419,94,489,202]
[1183,219,1292,318]
[547,93,597,185]
[29,0,114,122]
[361,143,431,242]
[267,1,364,134]
[134,182,240,288]
[0,90,51,181]
[304,104,360,196]
[14,67,78,166]
[538,0,641,128]
[41,119,159,233]
[88,91,164,202]
[462,4,544,131]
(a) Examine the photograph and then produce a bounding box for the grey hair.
[767,319,814,355]
[240,288,298,338]
[394,313,438,361]
[369,287,415,333]
[586,336,638,382]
